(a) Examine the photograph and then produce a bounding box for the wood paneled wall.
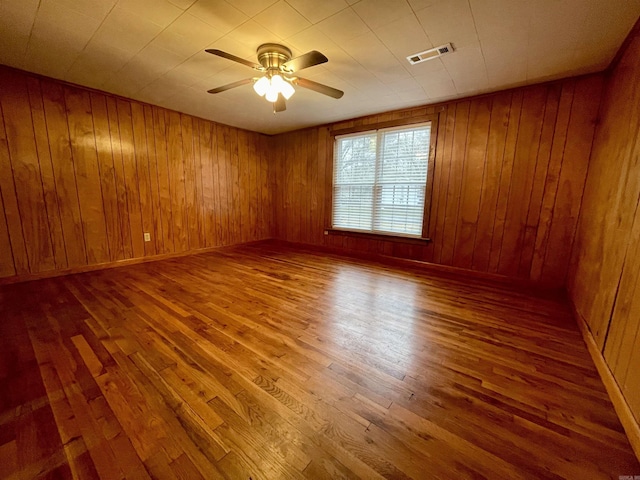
[568,23,640,428]
[0,67,274,281]
[273,75,603,287]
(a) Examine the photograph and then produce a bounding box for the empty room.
[1,0,640,478]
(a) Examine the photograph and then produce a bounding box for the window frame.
[327,114,439,242]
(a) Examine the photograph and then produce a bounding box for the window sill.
[325,228,431,245]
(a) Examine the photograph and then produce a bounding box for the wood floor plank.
[0,243,638,478]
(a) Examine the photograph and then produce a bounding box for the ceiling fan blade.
[207,78,254,94]
[282,50,328,73]
[205,49,264,71]
[294,77,344,99]
[274,94,286,113]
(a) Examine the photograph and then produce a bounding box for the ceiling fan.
[205,43,344,113]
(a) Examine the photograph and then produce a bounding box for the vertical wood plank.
[497,86,546,277]
[452,97,491,269]
[89,92,124,262]
[228,127,241,245]
[471,93,511,271]
[105,97,133,260]
[0,102,29,275]
[247,131,259,241]
[198,119,215,247]
[116,99,145,258]
[518,84,561,277]
[0,179,15,276]
[209,122,223,245]
[40,80,87,267]
[308,128,320,245]
[488,90,524,273]
[542,76,602,286]
[152,107,174,254]
[194,119,207,248]
[167,111,188,252]
[440,101,470,266]
[131,102,157,257]
[237,130,250,244]
[529,81,576,281]
[262,133,274,239]
[26,77,67,270]
[143,104,163,255]
[216,125,231,246]
[431,106,454,264]
[65,86,110,264]
[0,70,55,272]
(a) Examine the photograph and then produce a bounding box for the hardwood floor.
[0,243,638,479]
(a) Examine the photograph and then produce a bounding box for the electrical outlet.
[144,232,151,242]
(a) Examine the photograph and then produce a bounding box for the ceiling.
[1,0,639,135]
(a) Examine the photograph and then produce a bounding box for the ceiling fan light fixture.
[254,74,296,102]
[276,76,295,100]
[265,87,279,103]
[206,44,343,111]
[253,76,270,96]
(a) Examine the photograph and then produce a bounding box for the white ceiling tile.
[422,78,457,98]
[285,0,349,24]
[317,8,370,44]
[171,50,226,79]
[53,0,117,20]
[254,1,312,39]
[413,68,452,88]
[407,57,447,76]
[168,0,197,9]
[482,43,527,86]
[374,14,432,60]
[117,0,183,27]
[24,38,81,79]
[187,0,248,34]
[224,20,284,50]
[340,31,386,65]
[67,45,133,86]
[369,59,412,84]
[229,0,278,18]
[137,78,182,103]
[195,63,256,91]
[441,45,488,92]
[470,0,529,45]
[287,26,340,58]
[88,7,164,55]
[386,76,422,93]
[126,44,186,78]
[150,13,224,57]
[415,0,479,49]
[406,0,433,10]
[31,0,102,50]
[1,0,39,34]
[0,0,37,67]
[0,35,29,68]
[352,0,413,30]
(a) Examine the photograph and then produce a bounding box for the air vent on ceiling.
[407,43,454,65]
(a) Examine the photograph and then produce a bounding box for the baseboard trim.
[570,300,640,460]
[0,239,274,285]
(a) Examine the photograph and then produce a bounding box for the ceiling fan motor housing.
[257,43,292,73]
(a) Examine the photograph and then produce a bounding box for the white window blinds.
[332,123,431,237]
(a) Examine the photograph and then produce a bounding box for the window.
[332,122,434,238]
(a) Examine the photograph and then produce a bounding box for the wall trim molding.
[0,239,273,286]
[570,300,640,460]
